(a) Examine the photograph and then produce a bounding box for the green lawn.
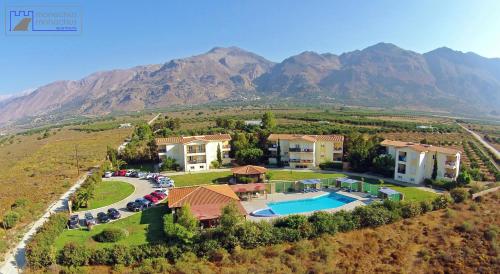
[170,171,232,187]
[76,180,134,211]
[55,205,168,250]
[168,170,435,201]
[268,170,345,181]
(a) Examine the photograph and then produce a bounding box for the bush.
[26,213,67,269]
[419,200,433,213]
[319,161,343,170]
[484,225,498,241]
[353,205,392,228]
[2,211,20,229]
[59,243,91,266]
[93,228,128,243]
[450,188,470,203]
[432,193,453,210]
[457,221,474,233]
[308,211,338,235]
[401,201,422,218]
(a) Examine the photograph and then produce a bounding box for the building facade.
[381,140,461,184]
[156,134,231,172]
[267,134,344,168]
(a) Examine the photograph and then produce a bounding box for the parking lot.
[72,176,168,227]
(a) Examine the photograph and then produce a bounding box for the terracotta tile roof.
[168,184,246,220]
[230,183,266,193]
[156,134,231,145]
[380,139,460,155]
[231,165,268,175]
[268,134,344,142]
[168,185,240,208]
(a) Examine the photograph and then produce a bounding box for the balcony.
[187,160,206,164]
[289,159,313,163]
[445,161,457,168]
[398,156,406,162]
[222,145,231,150]
[187,149,206,154]
[444,173,455,179]
[289,147,314,153]
[158,148,166,153]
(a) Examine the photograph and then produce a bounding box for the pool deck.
[242,189,378,221]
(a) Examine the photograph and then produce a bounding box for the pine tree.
[431,153,438,180]
[217,144,223,166]
[276,139,282,167]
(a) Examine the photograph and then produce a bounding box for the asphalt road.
[72,177,165,224]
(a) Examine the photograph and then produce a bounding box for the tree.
[217,144,223,166]
[276,139,282,167]
[431,153,438,180]
[220,202,244,232]
[261,112,276,130]
[346,134,377,172]
[161,156,179,171]
[235,148,263,165]
[456,170,472,186]
[372,154,395,177]
[177,204,199,232]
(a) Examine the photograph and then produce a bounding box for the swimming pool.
[263,192,356,215]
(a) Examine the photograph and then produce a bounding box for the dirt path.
[458,123,500,162]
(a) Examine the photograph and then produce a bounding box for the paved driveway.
[73,176,165,224]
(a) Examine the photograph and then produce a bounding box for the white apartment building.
[267,134,344,168]
[156,134,231,172]
[381,140,461,184]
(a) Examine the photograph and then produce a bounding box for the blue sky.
[1,0,499,95]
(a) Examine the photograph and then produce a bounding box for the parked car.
[68,215,80,229]
[135,198,152,208]
[84,212,96,226]
[146,173,157,180]
[114,169,127,176]
[155,189,168,195]
[107,208,121,219]
[132,171,141,177]
[137,171,147,178]
[151,191,166,200]
[97,212,110,223]
[144,194,159,204]
[103,171,113,178]
[127,201,143,212]
[125,169,135,177]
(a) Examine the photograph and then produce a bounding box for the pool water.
[267,192,356,215]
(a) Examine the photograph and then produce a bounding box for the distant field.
[0,126,132,257]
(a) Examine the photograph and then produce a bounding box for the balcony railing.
[222,145,230,149]
[445,161,456,167]
[290,159,313,163]
[398,156,406,162]
[158,149,166,153]
[187,149,205,154]
[187,160,206,164]
[289,147,314,153]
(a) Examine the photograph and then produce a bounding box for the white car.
[125,169,135,177]
[103,171,113,178]
[146,173,158,180]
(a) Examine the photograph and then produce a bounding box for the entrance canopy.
[299,179,321,185]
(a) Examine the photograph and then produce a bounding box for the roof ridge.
[202,185,240,201]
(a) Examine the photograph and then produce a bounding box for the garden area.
[55,205,168,250]
[74,180,134,211]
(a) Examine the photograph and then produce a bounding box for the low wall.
[472,186,500,199]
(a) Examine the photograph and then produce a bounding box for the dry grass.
[0,127,131,257]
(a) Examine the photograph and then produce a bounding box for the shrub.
[450,188,470,203]
[484,225,498,241]
[2,211,20,229]
[26,213,67,269]
[110,245,134,265]
[59,243,91,266]
[401,201,422,218]
[457,221,474,233]
[319,161,343,170]
[89,248,112,265]
[353,205,392,228]
[432,193,453,210]
[419,200,433,213]
[93,228,128,243]
[308,211,338,235]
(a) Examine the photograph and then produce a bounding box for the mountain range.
[1,43,499,125]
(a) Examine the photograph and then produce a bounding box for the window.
[199,165,204,169]
[190,166,195,170]
[321,144,325,148]
[397,163,406,174]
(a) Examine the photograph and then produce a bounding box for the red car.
[114,169,127,176]
[151,192,166,200]
[144,194,159,204]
